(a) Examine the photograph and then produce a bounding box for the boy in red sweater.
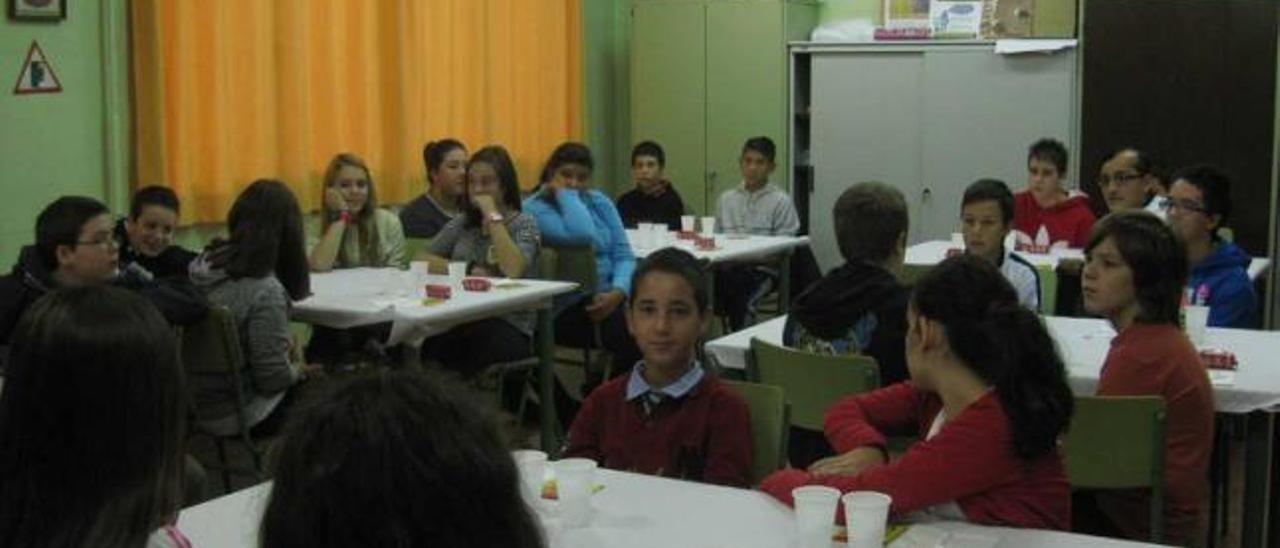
[1080,211,1214,545]
[1013,138,1096,251]
[562,248,752,487]
[760,255,1075,530]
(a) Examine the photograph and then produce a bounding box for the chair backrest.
[541,245,598,292]
[404,237,433,261]
[1065,395,1167,542]
[747,338,879,431]
[722,380,789,486]
[1036,263,1058,315]
[179,306,250,425]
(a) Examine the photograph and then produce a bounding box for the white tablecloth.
[906,240,1271,281]
[292,268,577,344]
[177,470,1158,548]
[705,315,1280,415]
[628,230,810,263]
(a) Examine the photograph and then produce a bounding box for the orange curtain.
[132,0,583,224]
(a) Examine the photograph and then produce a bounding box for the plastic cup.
[447,262,467,285]
[553,458,597,528]
[681,215,696,233]
[951,232,965,248]
[636,223,655,248]
[793,486,840,548]
[700,216,716,237]
[512,450,547,505]
[1185,305,1209,347]
[842,491,891,548]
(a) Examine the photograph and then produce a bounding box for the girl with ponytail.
[761,254,1074,530]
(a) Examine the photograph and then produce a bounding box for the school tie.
[641,390,668,417]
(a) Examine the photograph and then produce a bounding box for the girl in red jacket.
[761,254,1075,530]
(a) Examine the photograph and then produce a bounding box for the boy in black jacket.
[616,140,685,230]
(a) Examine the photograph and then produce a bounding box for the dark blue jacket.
[1188,242,1257,328]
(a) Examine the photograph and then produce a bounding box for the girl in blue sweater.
[525,143,642,385]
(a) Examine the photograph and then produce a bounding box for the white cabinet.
[794,43,1077,272]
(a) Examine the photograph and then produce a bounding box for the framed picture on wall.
[8,0,66,22]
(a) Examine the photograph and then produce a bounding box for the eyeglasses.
[75,235,121,249]
[1160,199,1208,214]
[1097,172,1143,186]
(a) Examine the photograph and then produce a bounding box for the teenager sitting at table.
[0,287,193,547]
[563,248,753,487]
[1097,148,1167,218]
[418,146,542,377]
[191,180,317,436]
[114,185,198,280]
[1077,211,1214,545]
[1164,165,1257,328]
[782,181,911,468]
[615,140,685,230]
[524,142,642,386]
[762,255,1075,530]
[259,370,544,548]
[1013,138,1096,251]
[960,179,1040,310]
[400,139,468,239]
[307,153,407,366]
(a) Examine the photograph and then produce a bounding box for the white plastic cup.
[842,491,891,548]
[700,216,716,237]
[681,215,696,233]
[793,486,840,548]
[1185,305,1210,347]
[951,232,965,248]
[512,450,548,505]
[636,223,655,249]
[447,261,467,285]
[553,458,597,528]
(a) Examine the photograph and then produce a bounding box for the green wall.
[582,0,632,197]
[0,1,129,268]
[819,0,883,24]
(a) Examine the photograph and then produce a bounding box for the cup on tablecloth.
[636,223,654,248]
[512,450,548,505]
[793,486,840,548]
[447,262,467,286]
[1185,305,1209,347]
[681,215,696,233]
[951,232,965,249]
[700,216,716,237]
[842,491,891,548]
[553,458,597,527]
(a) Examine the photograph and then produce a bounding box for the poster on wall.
[8,0,66,22]
[13,40,62,95]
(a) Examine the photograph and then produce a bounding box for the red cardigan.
[1013,190,1096,249]
[562,374,753,488]
[1096,323,1214,544]
[760,383,1070,530]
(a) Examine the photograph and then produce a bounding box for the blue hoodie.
[524,188,636,299]
[1187,242,1257,328]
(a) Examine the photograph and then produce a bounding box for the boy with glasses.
[1097,148,1168,217]
[1164,165,1257,328]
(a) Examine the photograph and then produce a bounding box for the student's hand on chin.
[585,290,625,323]
[808,447,887,478]
[324,187,348,213]
[472,194,498,215]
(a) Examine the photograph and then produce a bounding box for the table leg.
[779,250,793,314]
[536,307,561,455]
[1242,411,1273,547]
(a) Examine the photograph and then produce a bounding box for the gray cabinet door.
[807,46,1076,272]
[810,52,924,272]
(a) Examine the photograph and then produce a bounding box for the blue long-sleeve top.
[524,188,636,296]
[1187,241,1258,328]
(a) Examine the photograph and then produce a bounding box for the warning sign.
[13,40,62,95]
